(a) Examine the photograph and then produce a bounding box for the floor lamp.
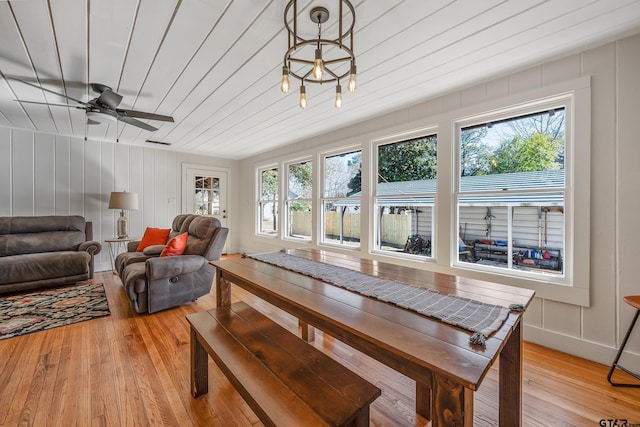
[108,191,139,239]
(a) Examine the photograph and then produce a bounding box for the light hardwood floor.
[1,269,639,426]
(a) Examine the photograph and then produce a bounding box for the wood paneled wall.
[0,129,238,272]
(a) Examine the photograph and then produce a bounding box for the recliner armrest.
[145,255,205,280]
[78,240,102,255]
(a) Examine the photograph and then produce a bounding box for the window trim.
[451,77,591,306]
[371,126,439,260]
[284,157,314,242]
[319,147,362,250]
[256,165,279,238]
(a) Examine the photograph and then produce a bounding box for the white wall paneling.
[0,126,238,272]
[0,127,11,216]
[237,33,640,366]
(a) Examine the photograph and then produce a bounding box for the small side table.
[105,238,134,274]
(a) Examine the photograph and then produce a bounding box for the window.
[457,106,566,277]
[374,133,437,257]
[321,150,361,248]
[194,176,219,215]
[258,167,278,236]
[285,160,312,240]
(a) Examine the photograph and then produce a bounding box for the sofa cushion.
[183,217,220,256]
[0,216,87,257]
[0,251,90,286]
[0,215,85,234]
[167,214,192,240]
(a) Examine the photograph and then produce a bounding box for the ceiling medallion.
[280,0,357,110]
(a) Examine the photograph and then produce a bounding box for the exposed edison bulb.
[334,84,342,109]
[347,65,357,93]
[280,66,290,94]
[313,48,324,80]
[299,85,307,110]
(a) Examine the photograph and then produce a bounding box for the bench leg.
[299,319,315,342]
[191,327,209,397]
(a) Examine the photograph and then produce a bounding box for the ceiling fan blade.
[117,109,174,122]
[10,77,86,105]
[117,115,158,132]
[14,99,83,109]
[95,89,122,109]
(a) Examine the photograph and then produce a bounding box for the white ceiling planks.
[179,0,414,153]
[87,0,140,143]
[48,0,89,139]
[10,1,73,136]
[150,1,282,146]
[0,0,638,158]
[113,0,180,144]
[0,2,51,132]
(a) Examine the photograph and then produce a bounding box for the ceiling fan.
[12,78,174,132]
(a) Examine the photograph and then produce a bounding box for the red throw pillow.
[136,227,171,251]
[160,232,189,257]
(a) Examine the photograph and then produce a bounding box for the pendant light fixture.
[281,0,357,109]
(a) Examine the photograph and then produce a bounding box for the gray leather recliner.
[116,214,228,313]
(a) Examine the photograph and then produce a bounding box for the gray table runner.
[246,251,518,346]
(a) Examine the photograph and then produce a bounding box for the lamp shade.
[108,192,139,210]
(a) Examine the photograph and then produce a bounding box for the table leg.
[499,319,522,426]
[191,327,209,397]
[299,320,315,342]
[216,270,231,307]
[432,373,473,426]
[107,242,117,274]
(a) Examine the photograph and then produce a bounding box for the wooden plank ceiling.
[0,0,639,160]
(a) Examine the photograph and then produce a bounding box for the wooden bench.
[187,301,381,427]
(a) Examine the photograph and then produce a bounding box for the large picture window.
[285,160,312,240]
[321,150,361,248]
[374,133,437,257]
[457,106,566,277]
[258,167,278,236]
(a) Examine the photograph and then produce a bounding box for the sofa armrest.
[127,241,140,252]
[145,255,205,280]
[78,240,102,256]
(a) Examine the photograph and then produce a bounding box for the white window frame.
[371,127,438,261]
[452,77,591,306]
[320,147,362,250]
[256,165,279,237]
[284,158,313,242]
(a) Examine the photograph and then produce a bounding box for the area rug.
[0,282,110,340]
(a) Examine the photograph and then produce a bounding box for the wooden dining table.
[210,248,535,426]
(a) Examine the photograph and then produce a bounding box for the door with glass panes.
[182,164,228,251]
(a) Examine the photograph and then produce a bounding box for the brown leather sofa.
[0,215,102,294]
[115,214,228,314]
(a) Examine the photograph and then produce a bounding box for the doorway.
[182,163,229,252]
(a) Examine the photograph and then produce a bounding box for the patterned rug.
[0,282,110,340]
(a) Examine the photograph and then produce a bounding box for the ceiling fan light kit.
[86,110,117,124]
[281,0,357,110]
